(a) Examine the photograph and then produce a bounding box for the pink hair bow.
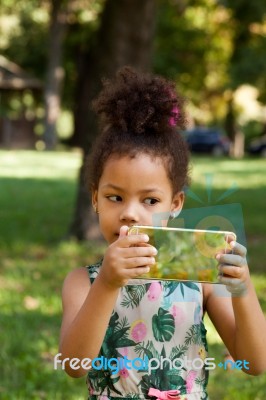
[169,105,179,127]
[148,388,181,400]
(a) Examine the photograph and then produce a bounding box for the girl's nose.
[119,204,140,223]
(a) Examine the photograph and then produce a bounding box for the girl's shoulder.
[62,266,91,294]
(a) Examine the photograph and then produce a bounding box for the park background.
[0,0,266,399]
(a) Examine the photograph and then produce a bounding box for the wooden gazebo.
[0,55,42,148]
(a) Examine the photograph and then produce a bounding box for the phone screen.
[128,226,236,283]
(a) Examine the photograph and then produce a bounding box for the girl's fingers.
[218,264,244,279]
[216,253,244,267]
[119,225,129,238]
[226,234,237,244]
[229,241,247,257]
[129,266,151,277]
[217,275,247,296]
[217,240,246,258]
[124,245,157,258]
[119,233,150,247]
[218,276,242,287]
[123,256,156,268]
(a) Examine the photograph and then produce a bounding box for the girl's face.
[92,153,184,244]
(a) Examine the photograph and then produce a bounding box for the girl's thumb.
[119,225,129,238]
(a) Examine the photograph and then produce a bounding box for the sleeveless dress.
[86,261,209,400]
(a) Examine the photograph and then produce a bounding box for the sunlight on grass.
[190,157,266,189]
[0,150,82,179]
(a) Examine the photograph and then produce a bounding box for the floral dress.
[86,261,209,400]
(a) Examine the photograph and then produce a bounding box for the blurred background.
[0,0,266,399]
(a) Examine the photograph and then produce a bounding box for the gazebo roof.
[0,55,42,90]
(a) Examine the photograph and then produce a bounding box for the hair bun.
[92,66,186,135]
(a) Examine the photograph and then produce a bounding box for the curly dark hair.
[86,66,190,195]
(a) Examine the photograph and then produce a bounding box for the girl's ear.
[171,191,185,215]
[91,189,98,210]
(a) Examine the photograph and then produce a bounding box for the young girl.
[59,67,266,400]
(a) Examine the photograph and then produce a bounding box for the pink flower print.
[119,367,129,378]
[130,320,147,342]
[119,347,128,357]
[186,370,197,394]
[100,396,109,400]
[147,281,162,301]
[171,305,185,325]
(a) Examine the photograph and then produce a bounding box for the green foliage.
[154,0,233,117]
[242,120,265,147]
[154,0,266,126]
[221,0,266,95]
[1,0,265,136]
[1,2,49,79]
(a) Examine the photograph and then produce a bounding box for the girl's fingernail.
[142,235,149,242]
[152,247,158,255]
[231,241,236,248]
[216,254,221,260]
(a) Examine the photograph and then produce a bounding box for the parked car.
[248,135,266,157]
[184,127,230,156]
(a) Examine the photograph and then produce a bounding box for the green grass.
[0,150,266,399]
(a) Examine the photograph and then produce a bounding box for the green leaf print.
[116,338,137,347]
[135,340,160,360]
[138,374,153,398]
[195,376,207,388]
[100,311,136,359]
[169,344,188,361]
[164,281,200,298]
[184,323,204,346]
[152,308,175,342]
[138,346,188,395]
[164,281,178,297]
[201,322,208,352]
[121,284,150,308]
[112,327,129,342]
[182,282,200,293]
[167,373,186,390]
[88,368,122,396]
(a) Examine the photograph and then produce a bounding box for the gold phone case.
[128,225,236,283]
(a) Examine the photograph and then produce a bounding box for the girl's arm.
[59,228,157,377]
[59,267,120,377]
[204,241,266,376]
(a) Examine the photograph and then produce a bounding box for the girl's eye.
[107,195,122,202]
[144,198,159,205]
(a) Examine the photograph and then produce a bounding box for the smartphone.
[128,225,237,283]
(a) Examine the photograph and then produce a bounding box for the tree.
[222,0,266,157]
[68,0,157,240]
[43,0,70,149]
[154,0,233,124]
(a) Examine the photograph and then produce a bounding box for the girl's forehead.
[103,154,163,175]
[99,153,171,189]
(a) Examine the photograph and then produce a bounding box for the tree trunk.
[43,0,68,150]
[68,0,157,240]
[224,94,245,158]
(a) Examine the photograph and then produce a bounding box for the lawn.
[0,150,265,400]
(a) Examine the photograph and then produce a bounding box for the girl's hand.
[98,225,157,289]
[216,239,249,296]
